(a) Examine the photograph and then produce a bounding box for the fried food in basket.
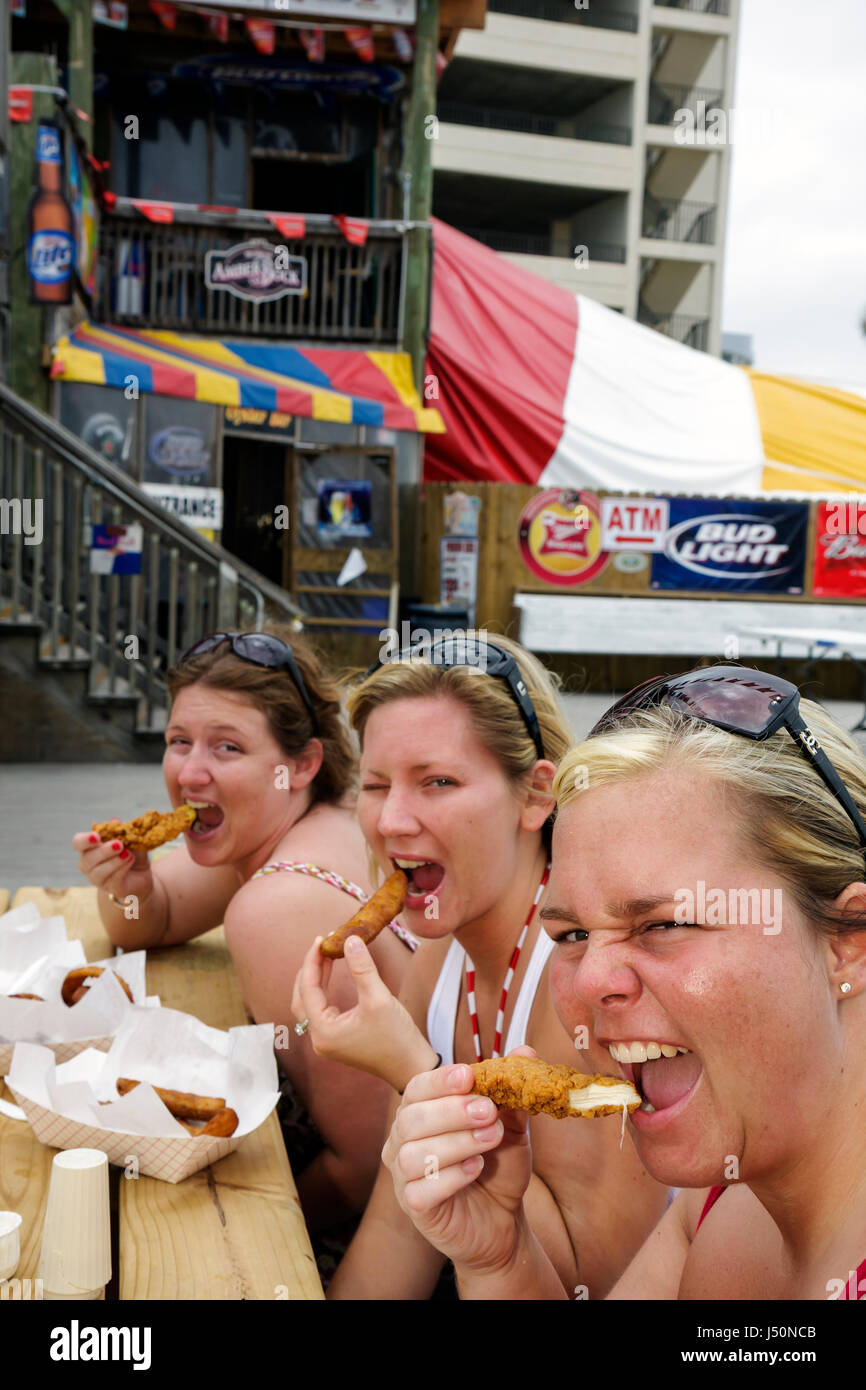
[178,1107,239,1138]
[319,869,408,959]
[116,1077,225,1120]
[91,804,196,853]
[8,992,43,1000]
[61,966,133,1007]
[469,1057,641,1120]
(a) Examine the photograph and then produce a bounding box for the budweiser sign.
[204,239,307,301]
[812,501,866,598]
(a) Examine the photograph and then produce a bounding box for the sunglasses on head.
[179,632,319,734]
[590,664,866,850]
[367,633,545,760]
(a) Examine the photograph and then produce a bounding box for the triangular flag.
[9,87,33,122]
[205,9,228,41]
[267,213,307,240]
[333,214,369,247]
[131,199,174,224]
[148,1,176,30]
[392,28,413,63]
[245,18,275,54]
[344,26,374,62]
[298,27,325,62]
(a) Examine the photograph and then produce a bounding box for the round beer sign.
[518,489,609,586]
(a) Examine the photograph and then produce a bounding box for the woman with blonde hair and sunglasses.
[72,629,415,1255]
[293,632,669,1298]
[381,666,866,1300]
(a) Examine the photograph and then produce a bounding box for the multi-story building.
[434,0,740,355]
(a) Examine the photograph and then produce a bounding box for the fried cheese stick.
[319,869,408,959]
[470,1057,641,1119]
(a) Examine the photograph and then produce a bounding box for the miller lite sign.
[518,489,609,587]
[27,122,75,304]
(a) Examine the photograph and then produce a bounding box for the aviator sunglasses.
[367,633,546,760]
[590,664,866,850]
[180,632,320,734]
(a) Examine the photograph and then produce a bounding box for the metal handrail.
[0,381,301,732]
[641,195,717,244]
[438,101,632,146]
[638,306,710,350]
[654,0,730,14]
[648,81,725,124]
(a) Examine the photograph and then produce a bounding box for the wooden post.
[53,0,93,154]
[401,0,439,392]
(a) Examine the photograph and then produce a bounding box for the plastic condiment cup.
[0,1211,22,1281]
[38,1149,111,1300]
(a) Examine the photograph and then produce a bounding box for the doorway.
[221,434,291,589]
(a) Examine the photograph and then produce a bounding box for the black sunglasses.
[180,632,319,734]
[367,633,545,760]
[590,664,866,850]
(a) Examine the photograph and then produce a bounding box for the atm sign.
[601,498,669,552]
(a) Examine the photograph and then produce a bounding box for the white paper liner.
[8,1008,279,1183]
[0,901,157,1074]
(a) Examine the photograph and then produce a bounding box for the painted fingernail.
[467,1099,493,1122]
[121,849,132,860]
[110,841,122,851]
[88,833,100,845]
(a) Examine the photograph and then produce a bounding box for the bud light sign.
[27,230,75,284]
[651,499,808,593]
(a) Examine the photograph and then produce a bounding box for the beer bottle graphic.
[27,122,75,304]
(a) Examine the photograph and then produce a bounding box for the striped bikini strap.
[252,860,367,902]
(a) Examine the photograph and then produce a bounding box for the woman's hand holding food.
[292,933,437,1091]
[72,822,155,911]
[382,1052,568,1299]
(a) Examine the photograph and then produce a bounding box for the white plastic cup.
[0,1211,22,1281]
[38,1149,111,1300]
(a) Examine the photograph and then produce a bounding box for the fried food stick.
[177,1107,239,1138]
[116,1077,226,1120]
[91,805,196,853]
[61,966,133,1007]
[470,1057,641,1120]
[8,993,43,1000]
[319,869,408,959]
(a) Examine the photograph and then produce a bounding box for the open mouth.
[185,800,225,838]
[608,1040,702,1118]
[392,857,445,904]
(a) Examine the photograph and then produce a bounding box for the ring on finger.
[294,1018,310,1036]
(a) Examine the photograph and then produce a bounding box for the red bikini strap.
[696,1185,726,1232]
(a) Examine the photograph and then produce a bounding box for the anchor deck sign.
[204,239,307,302]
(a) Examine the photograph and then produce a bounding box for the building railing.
[438,101,632,146]
[94,199,417,346]
[654,0,730,14]
[648,81,725,124]
[638,305,710,351]
[0,381,301,734]
[487,0,639,32]
[641,195,717,244]
[457,226,627,263]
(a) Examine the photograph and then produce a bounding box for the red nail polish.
[88,833,101,845]
[110,841,122,851]
[121,849,132,860]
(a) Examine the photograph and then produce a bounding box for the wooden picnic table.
[0,886,323,1300]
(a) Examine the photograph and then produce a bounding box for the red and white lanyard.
[465,862,551,1062]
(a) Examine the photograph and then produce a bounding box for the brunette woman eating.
[380,666,866,1300]
[72,628,414,1260]
[292,632,669,1298]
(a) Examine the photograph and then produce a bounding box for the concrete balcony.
[652,0,732,34]
[455,9,641,81]
[434,122,635,192]
[505,253,629,308]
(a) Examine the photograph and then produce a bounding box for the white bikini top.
[426,929,555,1065]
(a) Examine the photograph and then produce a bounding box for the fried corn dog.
[319,869,408,959]
[91,804,196,853]
[470,1057,641,1119]
[177,1107,239,1138]
[61,966,133,1007]
[115,1077,226,1120]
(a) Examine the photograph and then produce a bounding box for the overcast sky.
[721,0,866,391]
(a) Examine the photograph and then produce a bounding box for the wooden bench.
[0,886,323,1300]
